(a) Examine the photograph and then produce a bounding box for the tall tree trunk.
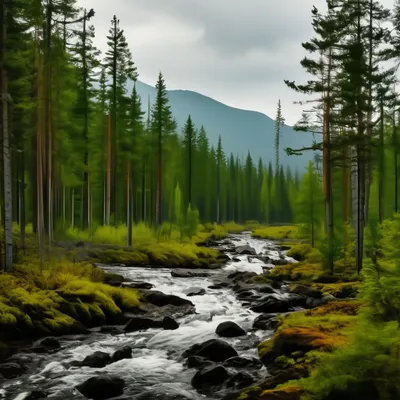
[156,127,162,226]
[106,113,111,225]
[127,160,132,247]
[0,0,12,271]
[142,155,146,222]
[82,9,90,230]
[323,47,334,273]
[394,111,398,213]
[378,99,384,222]
[19,149,26,249]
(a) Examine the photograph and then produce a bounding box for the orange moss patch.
[260,385,304,400]
[308,300,362,317]
[273,327,348,355]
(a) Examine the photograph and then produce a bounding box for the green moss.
[0,264,141,340]
[252,226,298,240]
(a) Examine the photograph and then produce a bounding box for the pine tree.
[151,72,175,226]
[105,15,137,224]
[274,99,285,174]
[183,114,196,209]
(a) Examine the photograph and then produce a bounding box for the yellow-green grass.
[252,225,298,241]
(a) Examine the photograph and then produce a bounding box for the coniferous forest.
[1,1,400,400]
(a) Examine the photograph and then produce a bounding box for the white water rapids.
[1,233,296,400]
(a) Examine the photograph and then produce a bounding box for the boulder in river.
[191,365,230,390]
[226,370,257,389]
[183,287,206,297]
[32,337,60,353]
[171,270,210,278]
[76,375,125,399]
[142,290,194,307]
[186,355,214,369]
[124,316,162,332]
[253,313,280,331]
[183,339,238,362]
[25,390,49,400]
[110,346,132,363]
[251,295,293,313]
[163,316,179,330]
[0,362,27,378]
[81,351,111,368]
[235,245,257,255]
[223,355,263,370]
[216,321,246,337]
[122,281,154,290]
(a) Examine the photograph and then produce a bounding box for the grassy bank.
[0,262,141,343]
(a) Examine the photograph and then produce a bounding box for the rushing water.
[1,233,295,400]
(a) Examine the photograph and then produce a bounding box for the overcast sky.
[77,0,394,125]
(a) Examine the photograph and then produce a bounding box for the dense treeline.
[0,0,307,271]
[285,0,400,274]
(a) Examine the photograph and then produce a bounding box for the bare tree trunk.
[106,113,111,225]
[378,99,384,222]
[0,0,13,271]
[394,111,398,213]
[127,160,132,247]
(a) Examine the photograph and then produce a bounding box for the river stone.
[186,355,214,369]
[226,371,257,389]
[250,295,293,313]
[76,375,125,399]
[191,365,230,390]
[183,287,206,297]
[0,362,27,378]
[216,321,246,337]
[235,245,257,255]
[110,346,132,363]
[82,351,111,368]
[171,270,210,278]
[32,337,60,353]
[122,281,154,290]
[253,314,280,330]
[25,390,49,400]
[124,316,162,332]
[183,339,238,362]
[223,355,262,369]
[100,325,123,334]
[142,290,194,307]
[163,316,179,330]
[136,391,192,400]
[232,257,241,262]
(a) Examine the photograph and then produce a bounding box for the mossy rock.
[260,385,304,400]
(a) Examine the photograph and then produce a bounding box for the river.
[0,232,296,400]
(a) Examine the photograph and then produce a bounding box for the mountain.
[130,80,315,172]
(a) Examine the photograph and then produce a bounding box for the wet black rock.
[223,356,263,369]
[136,391,192,400]
[0,362,27,378]
[142,290,194,307]
[100,325,123,334]
[290,284,323,299]
[183,339,238,362]
[217,253,231,262]
[32,337,61,353]
[253,313,280,330]
[76,375,125,399]
[232,257,241,262]
[250,295,292,313]
[171,270,210,278]
[183,287,206,297]
[163,316,179,330]
[226,371,257,389]
[82,351,111,368]
[124,316,162,332]
[191,365,230,390]
[216,321,246,337]
[186,355,214,369]
[122,281,154,290]
[235,245,257,255]
[110,346,132,363]
[25,390,49,399]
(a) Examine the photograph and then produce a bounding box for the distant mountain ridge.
[129,80,314,172]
